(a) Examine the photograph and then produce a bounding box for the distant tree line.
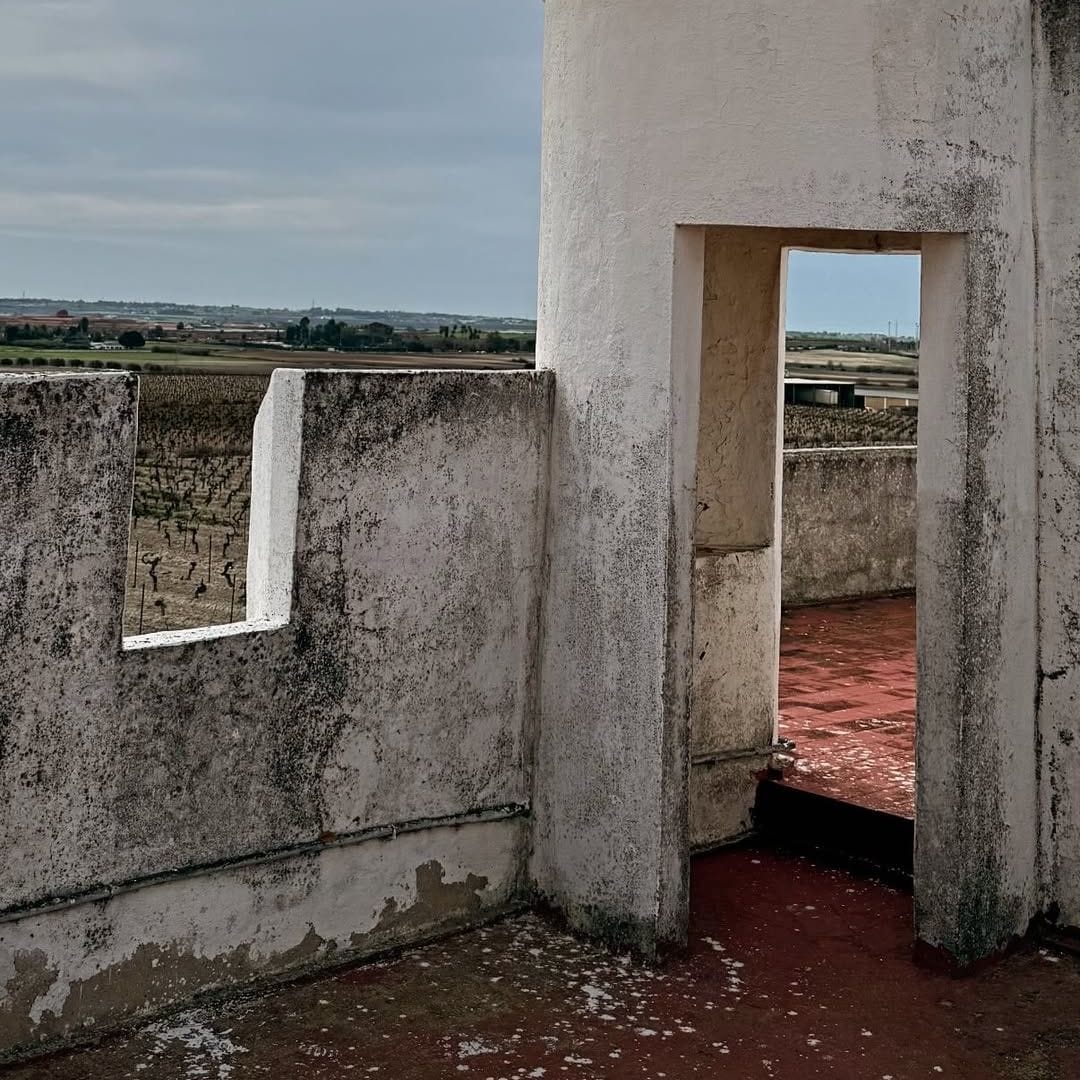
[0,354,160,372]
[4,317,92,345]
[2,317,146,348]
[786,331,919,354]
[280,317,534,355]
[2,314,536,357]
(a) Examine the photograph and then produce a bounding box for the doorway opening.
[777,250,919,822]
[688,228,931,876]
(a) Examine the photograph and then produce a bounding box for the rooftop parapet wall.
[0,368,553,1058]
[0,372,137,901]
[782,447,916,606]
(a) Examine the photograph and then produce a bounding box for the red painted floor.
[11,845,1080,1079]
[779,595,916,818]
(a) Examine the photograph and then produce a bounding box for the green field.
[0,345,117,363]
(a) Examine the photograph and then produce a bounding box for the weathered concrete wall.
[1033,4,1080,934]
[691,550,777,849]
[0,369,552,1058]
[782,447,917,605]
[690,230,784,853]
[697,230,784,554]
[538,0,1039,966]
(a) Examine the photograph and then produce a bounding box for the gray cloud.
[0,0,544,315]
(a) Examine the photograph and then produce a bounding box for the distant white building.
[90,341,124,351]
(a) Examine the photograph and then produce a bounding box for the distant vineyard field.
[783,405,917,448]
[125,375,269,636]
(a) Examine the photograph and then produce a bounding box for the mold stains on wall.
[532,361,682,959]
[1033,0,1080,927]
[302,370,475,461]
[874,40,1039,962]
[914,223,1038,967]
[0,414,35,502]
[0,370,549,1054]
[0,704,12,768]
[291,370,553,831]
[781,449,916,605]
[1038,0,1080,94]
[0,374,137,918]
[1,369,551,906]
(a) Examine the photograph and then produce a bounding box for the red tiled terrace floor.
[779,594,916,818]
[10,845,1080,1079]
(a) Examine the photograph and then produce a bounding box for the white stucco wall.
[697,229,784,553]
[536,0,1039,965]
[0,369,552,1057]
[4,8,1076,1053]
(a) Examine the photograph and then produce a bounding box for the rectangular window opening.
[124,373,269,638]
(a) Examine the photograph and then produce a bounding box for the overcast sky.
[0,1,922,328]
[0,0,545,316]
